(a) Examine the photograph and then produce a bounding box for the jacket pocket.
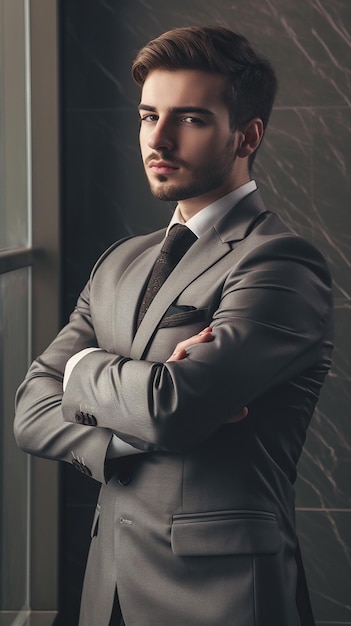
[159,306,208,328]
[90,503,100,538]
[171,509,281,556]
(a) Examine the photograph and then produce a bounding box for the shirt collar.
[166,180,257,238]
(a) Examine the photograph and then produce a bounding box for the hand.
[226,407,248,423]
[166,327,214,362]
[166,328,248,424]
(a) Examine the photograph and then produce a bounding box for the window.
[0,1,60,624]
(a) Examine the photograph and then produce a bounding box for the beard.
[146,136,237,202]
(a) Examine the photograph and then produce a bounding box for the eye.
[181,116,204,125]
[140,114,158,123]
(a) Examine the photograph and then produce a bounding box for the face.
[138,69,245,217]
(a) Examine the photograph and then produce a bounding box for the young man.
[15,27,333,625]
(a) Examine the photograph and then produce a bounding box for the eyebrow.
[138,104,215,116]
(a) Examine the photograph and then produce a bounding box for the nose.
[147,119,175,152]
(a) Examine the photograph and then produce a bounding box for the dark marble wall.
[58,1,351,624]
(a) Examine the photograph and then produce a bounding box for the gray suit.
[15,190,333,625]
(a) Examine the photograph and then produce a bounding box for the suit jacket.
[14,190,333,626]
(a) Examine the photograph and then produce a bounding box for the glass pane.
[0,268,30,611]
[0,0,30,250]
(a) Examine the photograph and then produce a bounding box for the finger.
[175,328,213,352]
[167,347,187,362]
[226,407,248,423]
[166,328,213,362]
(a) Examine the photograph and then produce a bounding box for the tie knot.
[162,224,197,256]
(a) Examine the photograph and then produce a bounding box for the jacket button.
[72,458,92,477]
[118,472,131,486]
[80,464,92,476]
[75,411,97,426]
[85,413,97,426]
[75,411,84,424]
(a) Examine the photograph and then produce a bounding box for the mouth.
[148,159,180,175]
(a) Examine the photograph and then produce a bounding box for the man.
[14,26,333,626]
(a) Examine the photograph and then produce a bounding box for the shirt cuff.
[106,435,146,459]
[63,347,102,391]
[63,348,145,459]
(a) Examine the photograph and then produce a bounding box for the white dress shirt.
[167,180,257,237]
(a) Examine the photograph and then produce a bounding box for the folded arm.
[14,282,114,483]
[61,236,332,453]
[14,234,333,479]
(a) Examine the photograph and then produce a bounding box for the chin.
[150,183,180,202]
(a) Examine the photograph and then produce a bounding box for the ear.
[236,118,264,158]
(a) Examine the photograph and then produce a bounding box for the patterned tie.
[137,224,197,327]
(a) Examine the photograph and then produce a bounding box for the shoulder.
[223,212,333,328]
[245,210,331,281]
[218,190,330,276]
[90,228,166,279]
[218,192,331,280]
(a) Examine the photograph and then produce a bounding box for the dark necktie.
[137,223,197,327]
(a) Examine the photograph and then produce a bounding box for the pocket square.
[159,305,208,328]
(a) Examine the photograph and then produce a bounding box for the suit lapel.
[130,189,268,360]
[130,227,231,359]
[215,188,268,243]
[130,191,266,359]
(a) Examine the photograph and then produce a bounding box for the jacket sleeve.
[14,278,113,484]
[59,235,333,453]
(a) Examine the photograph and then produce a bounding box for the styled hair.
[132,26,278,168]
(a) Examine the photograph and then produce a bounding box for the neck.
[178,175,251,221]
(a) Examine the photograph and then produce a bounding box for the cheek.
[187,139,226,167]
[139,129,149,157]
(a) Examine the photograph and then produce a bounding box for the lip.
[148,160,179,174]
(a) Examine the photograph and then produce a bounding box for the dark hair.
[132,26,278,168]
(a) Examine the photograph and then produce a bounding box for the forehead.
[140,69,229,111]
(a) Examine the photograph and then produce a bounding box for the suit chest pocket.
[158,305,209,329]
